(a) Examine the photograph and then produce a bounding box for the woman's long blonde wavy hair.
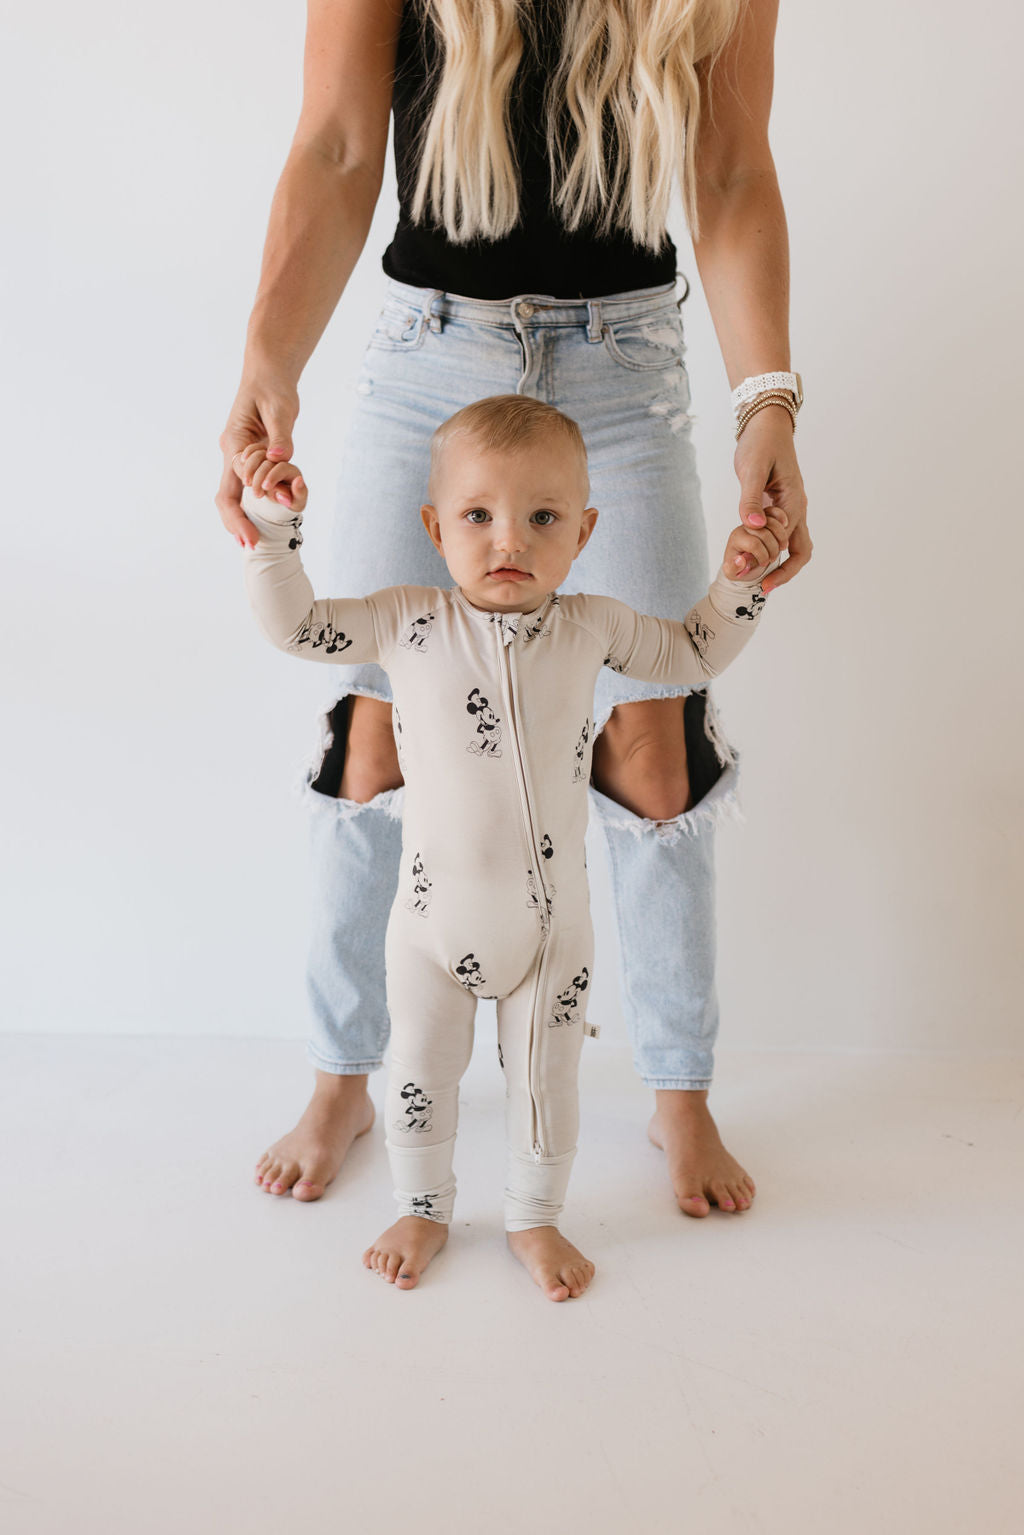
[409,0,744,250]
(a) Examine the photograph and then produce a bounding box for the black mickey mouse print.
[684,610,715,661]
[294,615,353,655]
[549,967,590,1027]
[540,834,554,861]
[572,719,590,783]
[603,654,627,674]
[397,1082,433,1132]
[284,516,303,551]
[399,611,436,652]
[406,851,432,917]
[525,869,555,917]
[466,688,503,757]
[410,1195,436,1218]
[497,1041,504,1069]
[733,590,766,621]
[455,953,486,992]
[392,706,406,771]
[521,611,551,644]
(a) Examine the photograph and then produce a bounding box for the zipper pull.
[491,611,520,647]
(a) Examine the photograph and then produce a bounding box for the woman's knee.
[591,696,694,821]
[308,695,403,804]
[338,695,404,802]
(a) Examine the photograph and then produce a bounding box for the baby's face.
[421,436,598,613]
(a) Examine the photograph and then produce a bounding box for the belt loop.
[586,299,604,343]
[421,287,445,335]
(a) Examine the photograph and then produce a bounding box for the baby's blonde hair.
[429,394,590,500]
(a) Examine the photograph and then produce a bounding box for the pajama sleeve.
[239,486,383,665]
[581,554,784,687]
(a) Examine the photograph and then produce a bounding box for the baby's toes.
[383,1252,403,1284]
[259,1161,281,1191]
[710,1181,736,1211]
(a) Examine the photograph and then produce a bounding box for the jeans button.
[517,300,535,318]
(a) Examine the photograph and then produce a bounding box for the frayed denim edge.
[590,684,744,844]
[589,757,744,845]
[291,686,405,823]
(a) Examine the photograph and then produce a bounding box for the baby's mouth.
[488,566,531,580]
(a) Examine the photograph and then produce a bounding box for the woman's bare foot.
[648,1088,756,1217]
[254,1071,375,1201]
[363,1216,449,1289]
[506,1226,595,1302]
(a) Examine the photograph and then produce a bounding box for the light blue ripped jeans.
[301,276,742,1090]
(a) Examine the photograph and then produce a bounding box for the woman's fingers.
[760,522,813,594]
[215,456,261,547]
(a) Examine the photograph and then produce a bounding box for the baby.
[237,394,785,1302]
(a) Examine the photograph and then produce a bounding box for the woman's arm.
[691,0,811,594]
[216,0,403,548]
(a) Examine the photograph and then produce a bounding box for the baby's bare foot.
[506,1226,595,1302]
[254,1072,375,1201]
[648,1088,756,1217]
[363,1216,449,1289]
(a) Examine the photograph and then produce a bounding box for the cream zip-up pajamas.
[241,486,777,1231]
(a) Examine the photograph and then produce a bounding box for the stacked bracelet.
[732,370,803,441]
[735,392,797,440]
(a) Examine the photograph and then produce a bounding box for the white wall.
[3,1,1020,1050]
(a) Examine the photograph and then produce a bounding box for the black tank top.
[381,1,678,300]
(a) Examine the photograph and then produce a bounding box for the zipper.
[494,617,551,1161]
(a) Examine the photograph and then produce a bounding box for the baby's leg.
[498,924,596,1302]
[363,925,477,1290]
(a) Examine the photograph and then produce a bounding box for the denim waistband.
[384,273,690,338]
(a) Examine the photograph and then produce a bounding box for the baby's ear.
[575,507,599,555]
[421,504,444,555]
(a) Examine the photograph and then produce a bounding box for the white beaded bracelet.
[731,372,803,416]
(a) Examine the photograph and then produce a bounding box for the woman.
[217,0,811,1230]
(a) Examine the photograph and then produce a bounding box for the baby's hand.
[232,445,308,515]
[723,506,788,581]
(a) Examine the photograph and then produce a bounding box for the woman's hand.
[733,404,811,596]
[216,374,300,548]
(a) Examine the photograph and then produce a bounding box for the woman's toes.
[269,1161,297,1194]
[293,1178,324,1202]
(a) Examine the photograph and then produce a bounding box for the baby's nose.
[494,524,527,552]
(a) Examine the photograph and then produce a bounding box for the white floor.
[2,1036,1021,1535]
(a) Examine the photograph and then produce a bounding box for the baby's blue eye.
[532,510,556,526]
[466,508,490,523]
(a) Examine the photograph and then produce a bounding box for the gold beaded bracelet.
[735,393,797,440]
